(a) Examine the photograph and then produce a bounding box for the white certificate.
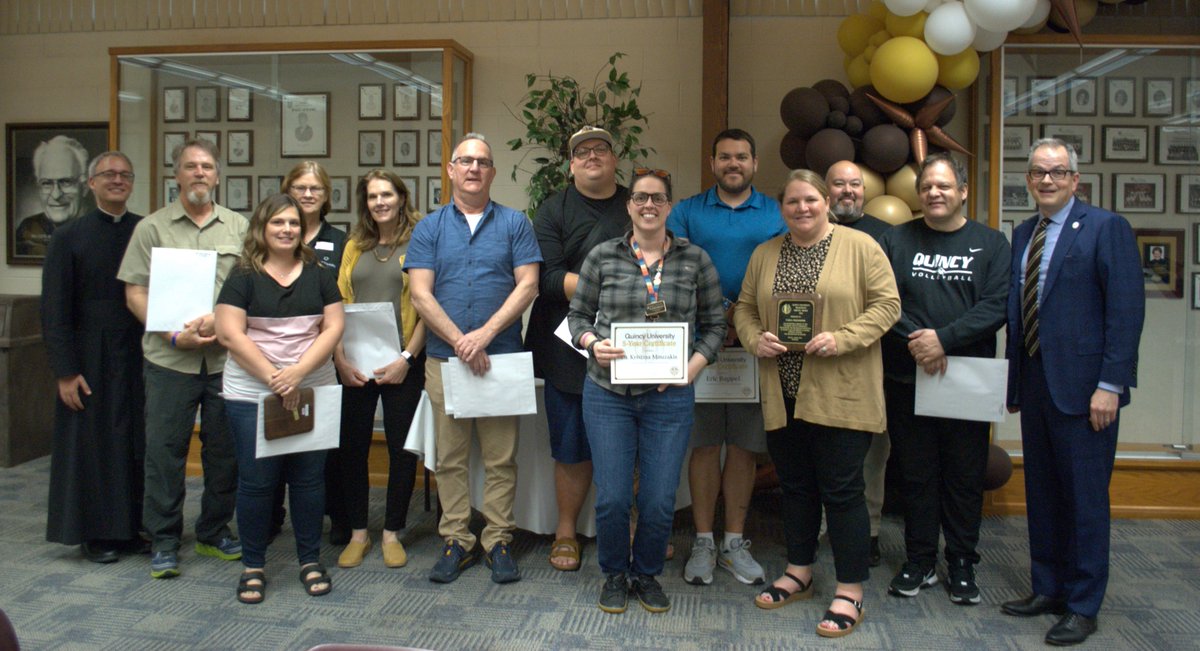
[342,302,403,377]
[914,356,1009,423]
[445,352,537,418]
[255,385,342,458]
[695,348,759,403]
[146,247,217,332]
[610,322,689,385]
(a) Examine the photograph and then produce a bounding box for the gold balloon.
[846,54,873,89]
[868,0,890,21]
[935,48,981,90]
[838,14,885,57]
[870,36,939,104]
[885,10,928,38]
[864,194,915,225]
[886,164,922,211]
[862,167,886,204]
[869,30,892,47]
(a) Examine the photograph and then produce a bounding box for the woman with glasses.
[733,169,898,638]
[214,193,345,603]
[331,170,426,571]
[568,168,726,614]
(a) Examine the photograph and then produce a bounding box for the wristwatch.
[586,338,599,356]
[400,350,413,363]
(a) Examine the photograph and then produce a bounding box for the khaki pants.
[425,359,519,552]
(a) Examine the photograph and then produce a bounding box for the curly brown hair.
[239,193,316,272]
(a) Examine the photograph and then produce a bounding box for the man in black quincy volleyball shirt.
[878,154,1010,607]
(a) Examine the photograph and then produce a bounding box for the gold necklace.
[372,242,398,262]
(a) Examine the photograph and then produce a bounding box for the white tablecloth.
[404,382,691,537]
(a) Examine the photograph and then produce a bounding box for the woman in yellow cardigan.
[331,170,425,570]
[733,169,899,638]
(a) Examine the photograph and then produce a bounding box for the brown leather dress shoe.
[1001,594,1067,617]
[1045,612,1097,646]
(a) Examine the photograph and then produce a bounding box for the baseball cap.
[568,126,614,155]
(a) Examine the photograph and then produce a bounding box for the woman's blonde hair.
[351,169,423,250]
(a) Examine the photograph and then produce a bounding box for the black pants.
[766,398,872,584]
[885,378,990,568]
[334,355,424,531]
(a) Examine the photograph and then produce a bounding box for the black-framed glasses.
[573,143,611,159]
[452,156,494,169]
[631,192,669,206]
[91,170,135,182]
[1028,168,1075,181]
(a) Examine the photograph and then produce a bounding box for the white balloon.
[963,0,1038,32]
[972,26,1009,52]
[924,2,977,56]
[1020,0,1052,29]
[885,0,929,17]
[924,0,945,11]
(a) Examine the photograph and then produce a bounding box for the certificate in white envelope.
[255,385,342,458]
[342,303,404,378]
[914,356,1009,423]
[445,352,537,418]
[146,247,217,332]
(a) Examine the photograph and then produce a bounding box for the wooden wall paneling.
[329,0,349,25]
[70,0,93,32]
[984,460,1200,520]
[487,0,516,21]
[700,0,729,191]
[45,0,64,33]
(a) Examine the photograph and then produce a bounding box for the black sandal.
[816,595,864,638]
[299,563,332,596]
[754,571,814,610]
[237,569,267,604]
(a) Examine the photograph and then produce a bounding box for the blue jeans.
[582,377,693,577]
[225,399,326,569]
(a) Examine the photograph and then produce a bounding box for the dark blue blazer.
[1005,199,1145,416]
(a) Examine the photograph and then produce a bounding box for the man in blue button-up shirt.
[406,133,541,585]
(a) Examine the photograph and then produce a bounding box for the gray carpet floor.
[2,455,1199,650]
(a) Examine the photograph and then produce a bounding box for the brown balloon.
[1049,0,1083,47]
[867,92,971,163]
[910,129,927,164]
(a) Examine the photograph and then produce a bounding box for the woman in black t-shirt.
[215,194,344,604]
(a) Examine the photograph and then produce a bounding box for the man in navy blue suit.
[1002,138,1145,646]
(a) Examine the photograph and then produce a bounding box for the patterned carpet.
[2,455,1198,650]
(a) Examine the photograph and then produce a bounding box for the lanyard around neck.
[631,238,664,302]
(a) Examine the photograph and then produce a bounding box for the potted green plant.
[507,52,654,217]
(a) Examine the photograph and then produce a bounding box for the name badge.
[314,241,334,251]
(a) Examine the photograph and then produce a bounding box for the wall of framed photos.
[111,41,472,225]
[977,36,1200,460]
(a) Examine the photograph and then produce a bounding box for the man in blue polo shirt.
[669,128,785,587]
[406,133,542,585]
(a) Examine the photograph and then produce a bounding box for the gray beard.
[186,189,213,207]
[831,203,862,223]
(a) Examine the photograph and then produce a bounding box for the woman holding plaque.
[568,168,726,614]
[331,170,426,570]
[733,169,898,637]
[214,193,345,603]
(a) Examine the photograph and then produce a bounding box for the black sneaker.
[888,561,938,597]
[631,574,671,613]
[486,542,521,584]
[947,559,981,605]
[598,573,629,613]
[428,540,478,583]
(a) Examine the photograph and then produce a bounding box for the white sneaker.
[683,537,716,585]
[718,538,765,585]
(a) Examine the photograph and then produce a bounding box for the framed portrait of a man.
[225,176,252,212]
[6,122,108,265]
[329,176,351,213]
[281,93,329,157]
[359,130,384,167]
[394,84,419,120]
[228,87,252,121]
[227,131,253,166]
[163,87,187,123]
[163,131,187,168]
[195,86,220,122]
[359,84,384,120]
[393,130,419,166]
[258,176,283,204]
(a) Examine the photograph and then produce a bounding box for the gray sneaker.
[683,537,716,585]
[718,538,765,585]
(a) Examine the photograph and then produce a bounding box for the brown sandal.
[754,571,814,610]
[548,538,581,571]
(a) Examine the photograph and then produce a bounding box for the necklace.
[264,260,300,284]
[372,242,398,262]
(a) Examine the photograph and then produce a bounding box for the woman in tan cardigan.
[733,169,899,638]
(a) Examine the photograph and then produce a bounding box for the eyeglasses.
[289,184,326,195]
[631,192,669,206]
[573,144,611,159]
[91,170,135,182]
[452,156,494,169]
[38,177,82,193]
[1028,168,1075,181]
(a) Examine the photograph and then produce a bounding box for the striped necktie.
[1022,216,1052,356]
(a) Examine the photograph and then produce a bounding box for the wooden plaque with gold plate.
[770,293,823,351]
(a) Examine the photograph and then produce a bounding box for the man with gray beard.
[118,139,248,579]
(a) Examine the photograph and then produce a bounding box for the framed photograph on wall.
[359,84,385,120]
[1180,175,1200,215]
[1102,126,1149,163]
[1113,173,1165,214]
[6,122,109,265]
[1002,77,1018,116]
[281,93,329,157]
[398,175,419,211]
[1029,77,1058,116]
[1105,78,1136,117]
[1001,173,1034,211]
[1042,124,1093,164]
[393,130,419,166]
[1144,78,1174,117]
[328,176,351,213]
[427,130,443,167]
[1003,125,1031,160]
[163,131,187,167]
[195,86,220,122]
[1066,77,1097,116]
[1192,273,1200,310]
[1075,173,1102,207]
[228,87,252,121]
[227,130,252,166]
[1194,223,1200,264]
[164,178,180,205]
[426,176,442,213]
[1135,228,1183,299]
[394,84,419,120]
[359,130,384,166]
[224,176,252,212]
[1156,126,1200,166]
[163,87,188,122]
[1187,80,1200,115]
[258,176,283,204]
[195,130,220,153]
